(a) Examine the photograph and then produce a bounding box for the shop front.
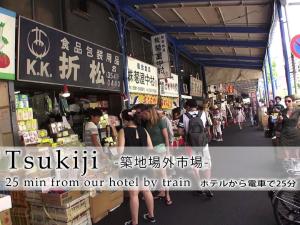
[1,15,124,225]
[159,73,179,110]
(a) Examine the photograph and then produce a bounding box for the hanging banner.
[226,84,235,94]
[18,17,122,91]
[159,73,179,97]
[130,93,158,105]
[151,33,171,79]
[190,76,203,97]
[0,7,16,80]
[127,56,158,95]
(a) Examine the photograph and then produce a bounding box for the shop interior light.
[14,91,20,94]
[60,84,70,98]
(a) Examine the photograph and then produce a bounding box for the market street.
[97,125,277,225]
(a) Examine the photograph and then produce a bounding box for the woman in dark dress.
[277,95,300,158]
[117,109,155,225]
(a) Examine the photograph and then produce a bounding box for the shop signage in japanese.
[130,93,158,105]
[151,33,171,79]
[0,7,16,80]
[18,17,122,91]
[190,76,203,97]
[127,56,158,95]
[160,97,175,109]
[159,73,179,98]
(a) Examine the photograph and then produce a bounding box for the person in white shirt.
[177,99,213,198]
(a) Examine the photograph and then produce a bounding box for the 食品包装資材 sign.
[18,17,122,91]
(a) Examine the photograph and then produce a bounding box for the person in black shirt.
[117,109,156,225]
[274,96,285,112]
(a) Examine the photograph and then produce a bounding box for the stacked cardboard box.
[0,194,12,225]
[90,191,123,223]
[10,191,31,225]
[29,191,92,225]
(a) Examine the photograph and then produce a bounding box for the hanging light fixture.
[60,84,70,98]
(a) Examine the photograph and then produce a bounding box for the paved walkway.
[96,125,276,225]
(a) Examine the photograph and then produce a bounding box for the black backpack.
[185,111,208,147]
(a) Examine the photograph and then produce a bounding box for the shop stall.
[159,73,179,110]
[6,16,124,225]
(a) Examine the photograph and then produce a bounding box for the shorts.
[185,144,212,170]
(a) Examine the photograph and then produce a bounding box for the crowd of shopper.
[83,98,260,225]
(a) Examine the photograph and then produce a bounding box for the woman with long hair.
[141,105,173,206]
[117,109,156,225]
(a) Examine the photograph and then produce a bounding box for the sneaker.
[124,220,137,225]
[143,213,156,223]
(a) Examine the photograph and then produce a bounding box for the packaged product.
[16,109,23,121]
[38,130,48,138]
[27,108,33,120]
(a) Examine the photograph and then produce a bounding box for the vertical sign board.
[190,76,203,97]
[127,56,158,95]
[151,34,171,79]
[18,17,122,91]
[0,7,16,80]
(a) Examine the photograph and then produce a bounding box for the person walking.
[276,95,300,159]
[141,105,173,205]
[211,105,223,141]
[236,104,245,130]
[117,109,156,225]
[177,99,213,198]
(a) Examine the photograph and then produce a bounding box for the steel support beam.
[200,61,262,67]
[176,39,267,48]
[277,0,292,95]
[200,65,207,96]
[263,65,270,102]
[193,54,263,61]
[266,48,276,99]
[203,64,262,70]
[157,26,269,34]
[121,0,272,5]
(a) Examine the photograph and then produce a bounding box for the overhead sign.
[18,17,122,91]
[0,7,16,80]
[159,73,179,98]
[151,33,171,79]
[190,76,203,97]
[130,93,158,105]
[291,34,300,59]
[127,56,158,95]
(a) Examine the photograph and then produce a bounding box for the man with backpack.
[177,99,213,198]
